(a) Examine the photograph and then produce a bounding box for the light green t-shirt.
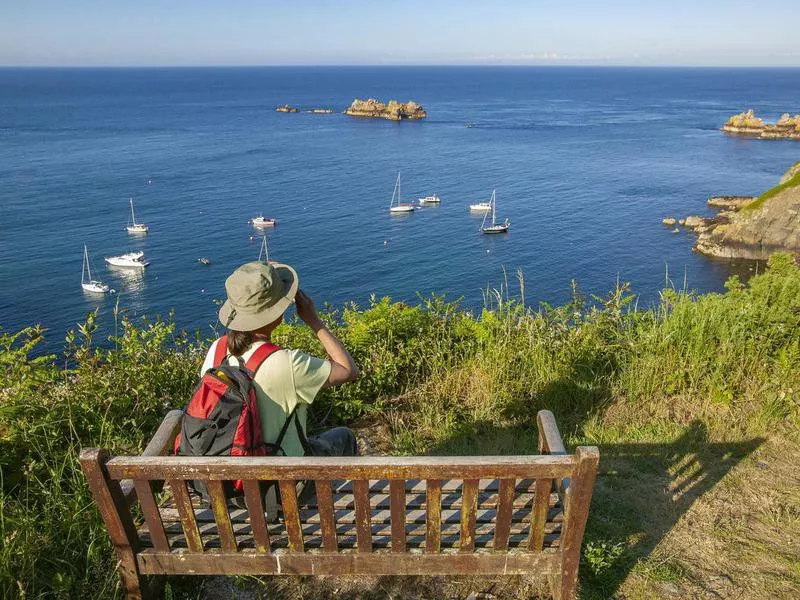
[201,339,332,457]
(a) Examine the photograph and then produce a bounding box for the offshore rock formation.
[344,98,427,121]
[682,161,800,260]
[722,109,800,140]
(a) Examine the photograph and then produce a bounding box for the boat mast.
[129,198,136,225]
[258,236,269,263]
[83,245,91,282]
[492,190,496,226]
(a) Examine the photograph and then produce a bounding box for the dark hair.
[227,330,256,356]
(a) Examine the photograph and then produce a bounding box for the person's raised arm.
[294,289,359,387]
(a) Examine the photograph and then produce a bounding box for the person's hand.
[295,289,323,329]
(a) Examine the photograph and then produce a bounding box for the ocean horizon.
[1,66,799,346]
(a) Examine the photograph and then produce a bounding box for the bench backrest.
[80,410,598,581]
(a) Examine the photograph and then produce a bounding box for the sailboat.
[126,198,149,234]
[389,173,415,213]
[81,245,111,293]
[258,235,272,264]
[480,190,510,234]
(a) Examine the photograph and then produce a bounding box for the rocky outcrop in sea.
[344,98,427,121]
[680,161,800,260]
[722,109,800,140]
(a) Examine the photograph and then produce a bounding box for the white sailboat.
[389,173,415,213]
[126,198,149,233]
[105,250,150,268]
[81,245,111,293]
[480,190,510,234]
[258,235,272,264]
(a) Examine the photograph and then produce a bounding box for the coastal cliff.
[344,98,427,120]
[722,109,800,140]
[682,161,800,259]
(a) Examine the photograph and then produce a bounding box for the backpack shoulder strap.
[213,335,228,366]
[244,341,281,373]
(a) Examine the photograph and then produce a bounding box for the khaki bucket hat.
[218,261,298,331]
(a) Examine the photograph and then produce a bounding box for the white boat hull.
[390,205,415,213]
[419,195,441,204]
[470,204,492,212]
[126,225,149,234]
[105,251,149,268]
[82,281,110,293]
[252,217,277,228]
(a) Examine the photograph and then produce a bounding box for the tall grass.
[1,254,798,598]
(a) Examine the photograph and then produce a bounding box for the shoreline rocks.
[678,162,800,260]
[722,109,800,140]
[344,98,427,121]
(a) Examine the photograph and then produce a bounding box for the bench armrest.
[537,410,566,455]
[120,409,184,505]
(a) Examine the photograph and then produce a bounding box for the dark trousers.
[298,427,359,506]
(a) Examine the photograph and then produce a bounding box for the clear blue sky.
[2,0,799,67]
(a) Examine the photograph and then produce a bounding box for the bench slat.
[242,480,271,553]
[207,480,237,552]
[133,479,169,553]
[106,455,577,481]
[168,480,203,553]
[390,479,406,553]
[529,478,552,552]
[493,478,515,551]
[353,479,372,553]
[426,479,441,553]
[459,479,478,553]
[278,480,304,553]
[315,479,338,553]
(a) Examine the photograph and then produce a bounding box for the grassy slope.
[744,161,800,211]
[1,255,799,599]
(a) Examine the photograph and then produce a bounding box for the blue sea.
[1,67,799,345]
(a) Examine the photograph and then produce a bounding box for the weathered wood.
[493,478,515,551]
[242,480,271,553]
[426,479,441,553]
[138,549,560,576]
[133,480,169,553]
[206,480,237,552]
[389,479,406,553]
[529,478,553,552]
[278,480,304,553]
[167,479,203,553]
[537,410,567,456]
[459,479,478,553]
[106,455,577,481]
[556,447,599,600]
[80,449,143,600]
[315,479,338,552]
[353,479,372,553]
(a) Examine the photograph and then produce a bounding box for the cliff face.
[689,162,800,260]
[722,109,800,140]
[345,98,427,121]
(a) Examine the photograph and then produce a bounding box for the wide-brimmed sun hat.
[218,261,298,331]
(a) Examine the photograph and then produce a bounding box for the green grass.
[1,254,799,599]
[743,163,800,211]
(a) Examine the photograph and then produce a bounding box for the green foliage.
[1,254,799,598]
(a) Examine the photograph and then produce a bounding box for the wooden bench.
[80,409,598,600]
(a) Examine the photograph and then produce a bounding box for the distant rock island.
[275,105,299,113]
[722,109,800,140]
[344,98,427,121]
[678,161,800,260]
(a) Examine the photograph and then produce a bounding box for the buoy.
[147,179,152,184]
[384,240,388,246]
[201,288,205,293]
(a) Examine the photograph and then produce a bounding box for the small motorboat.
[251,216,277,228]
[469,202,492,212]
[198,257,210,265]
[105,251,150,268]
[419,194,441,204]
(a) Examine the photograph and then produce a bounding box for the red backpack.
[174,335,298,497]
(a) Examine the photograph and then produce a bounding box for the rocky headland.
[344,98,427,121]
[677,161,800,260]
[722,109,800,140]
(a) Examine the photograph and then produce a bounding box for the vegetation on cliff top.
[744,163,800,211]
[1,255,799,599]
